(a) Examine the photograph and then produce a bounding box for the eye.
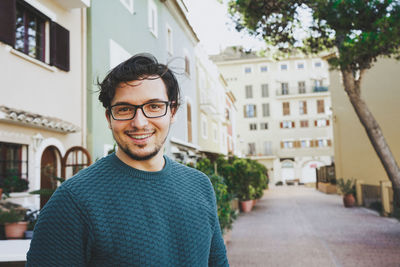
[115,105,133,114]
[148,103,162,110]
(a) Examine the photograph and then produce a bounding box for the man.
[27,53,229,266]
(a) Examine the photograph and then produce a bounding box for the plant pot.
[343,194,356,208]
[240,200,253,213]
[4,221,28,239]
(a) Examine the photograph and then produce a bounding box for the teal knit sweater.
[26,154,229,266]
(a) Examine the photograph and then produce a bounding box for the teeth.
[129,134,152,140]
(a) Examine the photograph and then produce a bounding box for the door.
[40,146,59,208]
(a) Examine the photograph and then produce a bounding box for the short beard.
[119,143,161,161]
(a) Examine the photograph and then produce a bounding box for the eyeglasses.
[109,101,171,121]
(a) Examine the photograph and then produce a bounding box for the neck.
[115,150,165,172]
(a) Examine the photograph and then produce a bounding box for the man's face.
[106,77,176,164]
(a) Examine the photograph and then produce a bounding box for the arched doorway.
[281,160,295,183]
[40,146,61,208]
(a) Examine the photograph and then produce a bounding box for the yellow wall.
[331,58,400,185]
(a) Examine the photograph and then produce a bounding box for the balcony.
[275,86,329,97]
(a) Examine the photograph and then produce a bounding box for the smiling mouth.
[126,132,154,140]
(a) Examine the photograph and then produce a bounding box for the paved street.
[226,186,400,267]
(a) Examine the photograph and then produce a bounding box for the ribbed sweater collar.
[108,153,172,181]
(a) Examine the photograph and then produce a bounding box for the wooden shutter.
[326,119,330,126]
[292,121,295,128]
[50,22,70,71]
[280,142,284,148]
[310,140,315,147]
[0,0,16,46]
[327,139,332,147]
[243,105,247,118]
[280,122,283,128]
[314,120,318,127]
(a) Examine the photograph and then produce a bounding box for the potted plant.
[24,209,39,239]
[2,171,29,199]
[0,208,28,239]
[337,178,356,207]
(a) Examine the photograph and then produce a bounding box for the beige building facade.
[0,0,90,210]
[212,48,334,184]
[330,58,400,186]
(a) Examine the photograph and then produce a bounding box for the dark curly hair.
[98,53,181,111]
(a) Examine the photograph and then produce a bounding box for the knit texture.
[26,153,229,266]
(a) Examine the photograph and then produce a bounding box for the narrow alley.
[227,186,400,267]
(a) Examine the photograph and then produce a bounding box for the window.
[317,99,325,113]
[297,62,305,69]
[187,103,192,143]
[260,122,268,130]
[261,84,269,97]
[263,141,272,155]
[212,123,218,142]
[281,83,289,95]
[243,104,257,118]
[282,102,290,116]
[249,123,257,130]
[120,0,134,14]
[245,85,253,98]
[300,120,309,128]
[244,66,252,74]
[184,55,190,75]
[314,61,322,68]
[0,1,70,71]
[0,142,29,191]
[316,139,327,147]
[299,101,307,115]
[248,143,256,155]
[148,0,158,37]
[262,103,270,117]
[298,81,306,94]
[280,63,288,71]
[280,121,295,129]
[260,65,268,72]
[166,25,173,55]
[315,119,330,127]
[300,140,311,148]
[201,115,207,138]
[281,141,294,149]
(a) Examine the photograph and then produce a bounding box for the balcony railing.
[275,86,329,96]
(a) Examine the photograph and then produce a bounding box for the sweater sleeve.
[26,185,94,267]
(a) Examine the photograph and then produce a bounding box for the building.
[195,46,233,160]
[330,58,400,212]
[0,0,90,210]
[211,47,334,184]
[86,0,199,162]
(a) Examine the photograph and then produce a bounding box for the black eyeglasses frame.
[108,101,171,121]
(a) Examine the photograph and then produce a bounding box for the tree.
[227,0,400,217]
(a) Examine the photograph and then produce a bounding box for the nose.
[130,108,148,128]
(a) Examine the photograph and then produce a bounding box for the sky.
[184,0,267,55]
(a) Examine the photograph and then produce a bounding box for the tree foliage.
[228,0,400,71]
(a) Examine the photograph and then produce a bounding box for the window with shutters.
[260,122,268,130]
[248,143,256,155]
[317,99,325,113]
[315,119,329,127]
[281,83,289,95]
[261,84,269,97]
[245,85,253,98]
[299,101,307,115]
[262,103,270,117]
[249,123,257,130]
[298,81,306,94]
[300,140,310,148]
[300,120,309,128]
[282,102,290,116]
[244,104,257,118]
[0,0,70,71]
[282,141,294,149]
[281,120,295,129]
[0,142,29,191]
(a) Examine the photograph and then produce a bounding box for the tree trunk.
[341,68,400,218]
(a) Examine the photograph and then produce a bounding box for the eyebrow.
[111,99,168,106]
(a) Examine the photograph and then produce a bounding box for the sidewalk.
[226,186,400,267]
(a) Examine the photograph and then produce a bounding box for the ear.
[170,107,177,124]
[105,110,112,129]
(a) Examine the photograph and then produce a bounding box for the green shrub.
[0,208,24,224]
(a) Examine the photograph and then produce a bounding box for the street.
[227,186,400,267]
